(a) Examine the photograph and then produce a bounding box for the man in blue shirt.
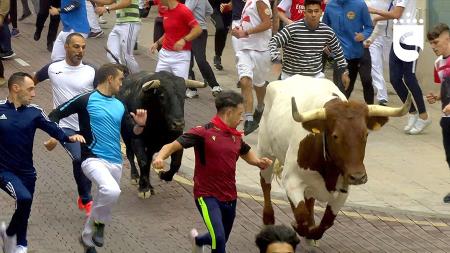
[323,0,374,101]
[49,63,147,253]
[0,72,84,253]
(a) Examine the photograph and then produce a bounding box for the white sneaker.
[408,117,432,135]
[186,89,199,99]
[15,245,28,253]
[98,16,107,24]
[1,222,17,253]
[404,114,418,133]
[189,228,203,253]
[211,86,223,97]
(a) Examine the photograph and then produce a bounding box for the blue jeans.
[195,197,237,253]
[389,43,426,114]
[62,128,92,204]
[0,171,36,247]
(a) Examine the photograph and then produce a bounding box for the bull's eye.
[332,134,338,140]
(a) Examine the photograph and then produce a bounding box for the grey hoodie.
[185,0,213,30]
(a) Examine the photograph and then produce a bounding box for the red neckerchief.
[210,115,243,137]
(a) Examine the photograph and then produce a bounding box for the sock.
[256,104,264,112]
[245,113,253,121]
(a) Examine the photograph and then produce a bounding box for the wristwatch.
[106,6,110,13]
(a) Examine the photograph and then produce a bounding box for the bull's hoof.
[138,190,151,199]
[262,207,275,225]
[158,170,174,182]
[130,178,139,185]
[305,239,319,247]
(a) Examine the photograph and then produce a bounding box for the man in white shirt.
[364,0,392,106]
[34,33,96,216]
[369,0,431,135]
[231,0,272,135]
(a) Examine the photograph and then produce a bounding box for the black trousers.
[189,30,220,89]
[0,59,4,78]
[333,48,374,104]
[441,117,450,168]
[209,6,231,57]
[35,0,60,46]
[9,0,18,28]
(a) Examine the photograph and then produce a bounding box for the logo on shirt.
[54,71,63,75]
[0,114,7,120]
[346,11,356,20]
[392,12,424,62]
[212,136,216,141]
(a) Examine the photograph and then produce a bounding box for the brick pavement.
[2,10,450,253]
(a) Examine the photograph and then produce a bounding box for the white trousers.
[369,36,392,102]
[81,158,122,247]
[86,1,101,33]
[155,48,191,79]
[51,31,88,62]
[107,23,141,74]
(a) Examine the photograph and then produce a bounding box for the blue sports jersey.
[0,100,70,175]
[49,90,135,164]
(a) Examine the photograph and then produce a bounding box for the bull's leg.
[132,138,152,198]
[306,192,347,240]
[291,201,311,237]
[158,149,183,182]
[260,176,275,225]
[124,136,139,185]
[306,205,336,240]
[125,142,139,185]
[305,198,316,228]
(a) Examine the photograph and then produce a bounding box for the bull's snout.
[348,172,368,185]
[171,120,185,131]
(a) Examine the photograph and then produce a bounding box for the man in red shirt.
[152,91,272,253]
[150,0,202,81]
[277,0,325,25]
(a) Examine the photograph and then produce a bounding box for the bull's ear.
[302,119,326,134]
[367,116,389,131]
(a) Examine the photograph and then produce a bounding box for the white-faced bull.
[257,75,411,242]
[118,71,205,198]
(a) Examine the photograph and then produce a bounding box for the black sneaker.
[88,30,104,38]
[79,236,97,253]
[444,193,450,203]
[213,56,223,70]
[244,120,259,136]
[34,30,41,41]
[92,222,105,247]
[0,51,15,59]
[253,108,264,124]
[18,11,31,21]
[47,42,54,53]
[378,99,388,106]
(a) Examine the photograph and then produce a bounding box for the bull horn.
[367,92,412,117]
[291,97,326,123]
[142,80,161,91]
[185,79,207,88]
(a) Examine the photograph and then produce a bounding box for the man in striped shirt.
[269,0,349,88]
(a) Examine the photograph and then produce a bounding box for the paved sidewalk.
[1,8,450,253]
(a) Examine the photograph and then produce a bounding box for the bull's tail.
[273,159,283,181]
